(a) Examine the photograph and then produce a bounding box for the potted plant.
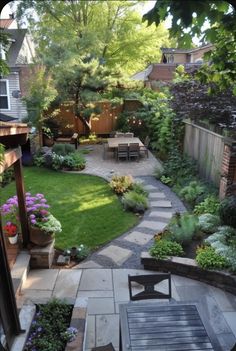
[42,126,54,147]
[3,222,18,244]
[1,192,62,247]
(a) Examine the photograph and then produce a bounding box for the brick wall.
[219,141,236,199]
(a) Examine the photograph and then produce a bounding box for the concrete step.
[11,251,31,295]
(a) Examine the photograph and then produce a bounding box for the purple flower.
[31,219,37,225]
[30,214,36,219]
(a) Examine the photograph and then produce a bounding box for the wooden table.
[119,302,222,351]
[107,137,144,149]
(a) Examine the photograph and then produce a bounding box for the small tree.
[0,31,10,76]
[55,57,117,135]
[23,67,57,129]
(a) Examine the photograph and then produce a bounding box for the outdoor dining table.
[119,302,222,351]
[107,137,144,149]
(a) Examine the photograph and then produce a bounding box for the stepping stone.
[137,220,167,231]
[150,200,172,208]
[144,185,157,191]
[98,245,132,266]
[134,178,144,183]
[148,211,173,219]
[76,260,103,269]
[124,231,153,245]
[149,192,166,199]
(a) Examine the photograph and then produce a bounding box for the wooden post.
[0,220,23,349]
[14,158,30,246]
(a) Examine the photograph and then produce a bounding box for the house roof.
[161,43,213,55]
[131,65,153,81]
[0,18,14,28]
[4,28,27,67]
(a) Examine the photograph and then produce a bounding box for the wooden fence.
[184,120,225,186]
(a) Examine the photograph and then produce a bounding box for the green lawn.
[1,167,138,250]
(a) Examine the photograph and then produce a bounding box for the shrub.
[1,167,14,187]
[196,246,229,270]
[179,181,206,207]
[219,195,236,228]
[198,214,221,233]
[194,195,220,215]
[167,213,199,245]
[131,182,148,197]
[33,154,45,167]
[76,244,90,260]
[122,191,148,213]
[63,152,85,170]
[52,143,75,156]
[110,175,134,195]
[150,239,184,259]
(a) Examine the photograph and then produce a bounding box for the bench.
[55,133,79,149]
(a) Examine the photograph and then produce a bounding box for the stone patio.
[18,268,236,351]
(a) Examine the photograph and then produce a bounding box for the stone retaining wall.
[141,252,236,295]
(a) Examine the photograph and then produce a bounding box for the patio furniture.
[139,135,150,158]
[55,132,78,149]
[119,302,222,351]
[116,143,129,161]
[115,132,125,137]
[128,143,140,161]
[128,273,172,300]
[124,132,134,137]
[107,137,144,157]
[92,343,116,351]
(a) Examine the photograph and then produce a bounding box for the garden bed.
[141,252,236,295]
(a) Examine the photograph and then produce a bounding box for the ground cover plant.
[24,298,75,351]
[1,167,138,250]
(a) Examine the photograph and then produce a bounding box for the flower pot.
[43,135,54,147]
[29,226,54,246]
[8,234,18,245]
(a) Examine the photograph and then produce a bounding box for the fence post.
[219,140,236,199]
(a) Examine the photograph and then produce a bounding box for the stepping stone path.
[75,175,186,270]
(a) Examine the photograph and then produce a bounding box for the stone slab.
[209,286,236,312]
[96,314,120,348]
[223,312,236,336]
[77,290,113,298]
[137,220,167,231]
[87,298,115,314]
[124,231,153,245]
[22,269,59,290]
[75,260,102,269]
[79,269,112,291]
[85,315,95,350]
[148,192,166,199]
[98,245,132,266]
[144,185,157,190]
[53,269,82,298]
[150,200,172,208]
[148,210,173,219]
[20,289,53,301]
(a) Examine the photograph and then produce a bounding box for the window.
[0,80,10,110]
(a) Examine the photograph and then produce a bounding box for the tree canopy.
[15,0,173,75]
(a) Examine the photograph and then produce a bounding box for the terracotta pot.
[43,136,54,147]
[8,234,18,245]
[30,226,54,246]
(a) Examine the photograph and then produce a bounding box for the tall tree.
[54,57,117,135]
[15,0,173,74]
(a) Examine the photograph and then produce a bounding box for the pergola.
[0,122,30,349]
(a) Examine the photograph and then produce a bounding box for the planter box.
[141,252,236,295]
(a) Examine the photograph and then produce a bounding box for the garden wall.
[184,120,225,186]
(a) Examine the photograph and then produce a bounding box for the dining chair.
[139,135,150,158]
[115,132,125,138]
[117,143,128,161]
[92,342,116,351]
[128,143,140,161]
[128,273,172,300]
[124,132,134,137]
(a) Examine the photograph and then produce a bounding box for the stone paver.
[52,269,82,298]
[98,245,132,265]
[148,192,166,199]
[223,312,236,336]
[75,260,102,269]
[124,231,153,245]
[150,200,172,207]
[144,184,157,190]
[137,220,167,231]
[22,269,59,290]
[79,269,112,291]
[96,314,119,347]
[148,210,173,219]
[87,298,115,314]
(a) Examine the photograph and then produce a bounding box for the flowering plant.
[1,192,62,234]
[3,222,18,237]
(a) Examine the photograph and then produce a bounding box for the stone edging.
[141,252,236,296]
[65,298,88,351]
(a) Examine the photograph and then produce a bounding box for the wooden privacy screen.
[52,101,123,135]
